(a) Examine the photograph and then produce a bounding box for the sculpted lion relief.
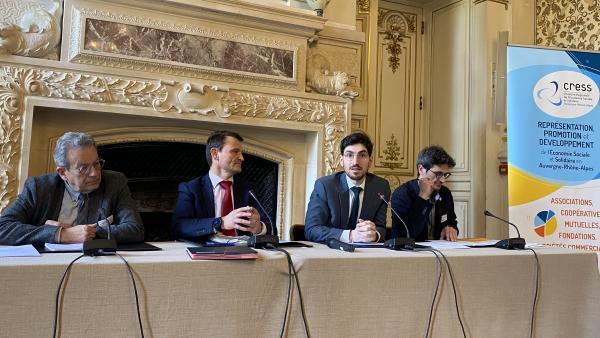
[306,69,358,99]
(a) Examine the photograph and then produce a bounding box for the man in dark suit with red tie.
[171,131,273,240]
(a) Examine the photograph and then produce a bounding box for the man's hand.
[60,224,97,243]
[440,226,458,242]
[222,206,262,234]
[418,174,436,200]
[352,219,379,243]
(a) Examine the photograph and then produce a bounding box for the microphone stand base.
[83,239,117,256]
[495,237,526,250]
[248,234,279,249]
[385,237,417,251]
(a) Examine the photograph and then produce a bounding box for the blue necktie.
[347,186,363,230]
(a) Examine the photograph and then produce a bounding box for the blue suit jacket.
[171,174,274,240]
[304,172,391,243]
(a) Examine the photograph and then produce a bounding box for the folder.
[186,246,258,260]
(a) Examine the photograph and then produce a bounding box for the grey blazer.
[304,171,391,243]
[0,170,144,245]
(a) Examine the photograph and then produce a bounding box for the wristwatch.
[212,217,223,233]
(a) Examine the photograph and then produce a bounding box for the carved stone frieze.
[0,0,62,59]
[0,65,347,211]
[223,91,347,174]
[154,81,230,117]
[378,10,415,73]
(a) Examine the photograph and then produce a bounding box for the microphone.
[248,189,279,248]
[484,210,526,250]
[83,208,117,256]
[326,238,355,252]
[378,193,416,250]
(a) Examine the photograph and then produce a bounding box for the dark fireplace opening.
[98,141,278,241]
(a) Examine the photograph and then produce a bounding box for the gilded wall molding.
[0,65,347,210]
[473,0,509,9]
[0,0,62,59]
[378,10,416,74]
[357,0,370,13]
[66,5,305,90]
[535,0,600,50]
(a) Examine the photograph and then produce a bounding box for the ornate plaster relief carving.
[357,0,370,13]
[378,9,416,74]
[0,65,347,211]
[0,0,62,59]
[306,70,358,98]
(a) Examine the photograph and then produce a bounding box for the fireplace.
[0,0,351,239]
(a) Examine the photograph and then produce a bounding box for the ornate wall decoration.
[357,0,370,13]
[67,6,304,90]
[0,0,62,59]
[0,65,347,211]
[223,92,347,174]
[381,133,401,170]
[536,0,600,50]
[378,10,415,73]
[306,70,358,98]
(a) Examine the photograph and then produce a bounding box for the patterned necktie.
[75,194,88,225]
[347,186,363,230]
[219,181,236,236]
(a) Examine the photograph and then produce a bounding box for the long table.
[1,242,598,337]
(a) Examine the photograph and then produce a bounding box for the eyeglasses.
[70,158,105,176]
[428,169,452,179]
[343,152,370,161]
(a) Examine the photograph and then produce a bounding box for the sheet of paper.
[44,243,83,252]
[457,240,499,247]
[416,240,471,250]
[0,244,41,257]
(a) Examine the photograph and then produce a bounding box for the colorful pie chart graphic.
[533,210,557,237]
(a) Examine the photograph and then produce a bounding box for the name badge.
[441,214,448,223]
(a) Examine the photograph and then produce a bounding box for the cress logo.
[533,70,599,118]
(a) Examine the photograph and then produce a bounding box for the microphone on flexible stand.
[83,208,117,256]
[484,210,526,250]
[378,193,417,250]
[247,189,279,249]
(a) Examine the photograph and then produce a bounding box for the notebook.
[186,246,258,260]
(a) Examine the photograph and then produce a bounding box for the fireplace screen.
[98,142,278,241]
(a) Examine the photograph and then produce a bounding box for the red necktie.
[219,181,236,236]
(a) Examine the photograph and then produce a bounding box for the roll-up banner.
[507,45,600,252]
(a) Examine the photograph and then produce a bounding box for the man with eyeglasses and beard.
[0,131,144,246]
[391,145,459,242]
[304,132,390,243]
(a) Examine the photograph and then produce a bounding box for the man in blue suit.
[172,130,273,240]
[305,132,390,243]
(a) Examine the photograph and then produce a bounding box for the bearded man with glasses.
[391,145,459,242]
[304,132,391,243]
[0,132,144,245]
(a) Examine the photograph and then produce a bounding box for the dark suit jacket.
[390,179,458,241]
[0,170,144,245]
[304,171,390,243]
[171,174,274,240]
